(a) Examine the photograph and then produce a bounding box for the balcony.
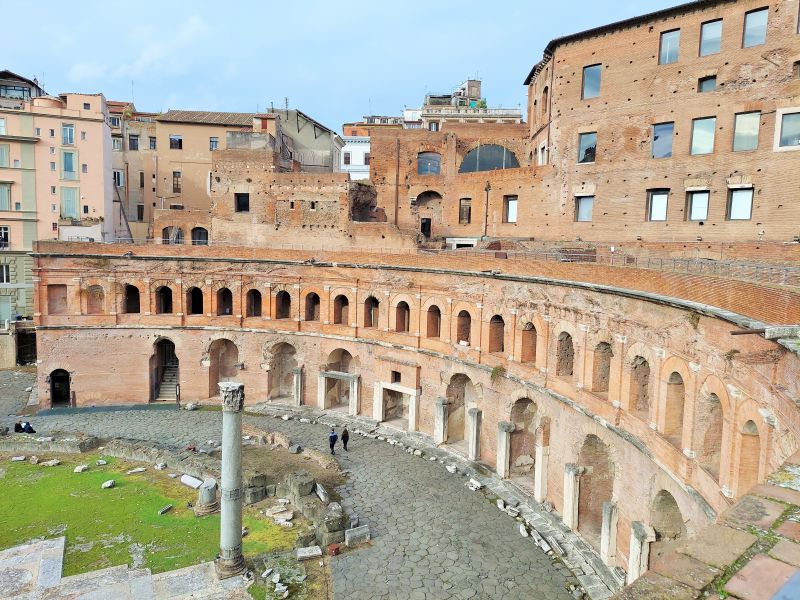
[421,107,522,118]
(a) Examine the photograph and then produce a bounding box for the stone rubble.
[101,479,115,489]
[73,465,88,473]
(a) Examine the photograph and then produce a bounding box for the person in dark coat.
[328,428,338,455]
[21,422,35,434]
[14,421,23,433]
[341,427,350,451]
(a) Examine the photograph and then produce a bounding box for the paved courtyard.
[0,371,574,600]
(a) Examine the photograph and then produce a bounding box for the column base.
[193,501,220,516]
[215,555,246,579]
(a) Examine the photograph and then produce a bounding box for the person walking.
[341,427,350,451]
[328,427,338,455]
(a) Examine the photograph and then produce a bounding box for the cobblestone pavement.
[0,375,574,600]
[0,369,35,418]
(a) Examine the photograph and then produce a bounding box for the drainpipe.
[483,181,491,239]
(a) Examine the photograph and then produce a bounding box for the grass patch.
[0,453,295,576]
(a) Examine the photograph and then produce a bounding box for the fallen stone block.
[265,484,276,497]
[345,525,371,547]
[102,480,116,489]
[446,465,458,474]
[180,474,203,489]
[29,456,39,464]
[40,459,61,467]
[429,456,437,461]
[127,467,146,475]
[154,462,166,470]
[74,465,89,473]
[36,437,55,442]
[315,483,330,504]
[317,529,345,546]
[10,456,26,462]
[299,418,311,423]
[282,415,290,421]
[413,449,423,456]
[506,507,520,518]
[286,472,315,497]
[519,524,529,537]
[496,499,506,510]
[468,478,484,489]
[96,459,107,466]
[245,486,266,505]
[271,572,281,584]
[350,515,359,529]
[296,545,323,561]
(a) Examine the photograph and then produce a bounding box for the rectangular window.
[60,187,79,218]
[149,136,157,150]
[112,169,124,188]
[0,226,8,248]
[659,29,680,64]
[779,112,800,147]
[733,112,760,151]
[728,188,753,220]
[137,205,144,221]
[139,171,145,188]
[575,196,593,222]
[743,8,768,48]
[582,64,602,99]
[364,152,370,165]
[691,117,716,155]
[209,136,218,151]
[34,127,40,136]
[169,135,183,149]
[459,198,472,224]
[80,131,86,141]
[698,76,717,93]
[343,152,351,165]
[62,151,77,180]
[13,202,20,211]
[647,190,669,221]
[83,102,90,110]
[52,222,58,231]
[699,19,723,56]
[50,186,56,195]
[538,145,547,165]
[503,195,518,223]
[172,171,181,193]
[578,132,597,163]
[128,134,139,151]
[82,205,88,215]
[652,122,674,158]
[235,193,250,213]
[62,123,75,145]
[687,191,710,221]
[112,136,122,151]
[49,147,55,155]
[50,162,56,171]
[0,144,8,168]
[49,129,55,138]
[109,116,120,127]
[429,122,440,132]
[0,183,10,210]
[81,163,88,174]
[0,118,5,135]
[0,264,9,283]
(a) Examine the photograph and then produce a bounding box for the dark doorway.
[16,329,36,365]
[152,339,179,402]
[50,369,70,406]
[421,218,432,239]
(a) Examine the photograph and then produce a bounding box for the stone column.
[215,382,245,579]
[600,501,618,565]
[627,521,656,584]
[496,421,515,478]
[292,366,303,406]
[408,390,419,432]
[433,398,448,445]
[467,408,482,461]
[562,463,585,530]
[194,478,219,516]
[348,375,360,416]
[373,382,384,422]
[317,373,326,409]
[534,444,549,502]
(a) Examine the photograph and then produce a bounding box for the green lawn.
[0,454,295,576]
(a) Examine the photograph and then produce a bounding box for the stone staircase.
[156,365,178,402]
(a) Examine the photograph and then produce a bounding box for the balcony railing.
[421,107,522,117]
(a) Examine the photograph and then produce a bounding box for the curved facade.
[33,242,800,574]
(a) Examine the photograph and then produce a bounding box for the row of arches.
[161,226,209,245]
[416,145,521,176]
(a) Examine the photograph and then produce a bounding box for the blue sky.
[5,0,680,131]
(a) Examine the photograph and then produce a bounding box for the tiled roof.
[156,110,254,126]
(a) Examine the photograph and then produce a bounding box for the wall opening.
[275,291,292,320]
[556,332,574,377]
[364,296,379,328]
[186,287,203,315]
[304,292,320,321]
[208,339,238,397]
[325,349,358,409]
[216,288,233,316]
[445,373,473,444]
[664,372,685,448]
[123,284,140,314]
[47,284,68,315]
[521,323,537,364]
[592,342,613,393]
[333,295,349,325]
[456,310,471,344]
[155,286,173,314]
[737,420,761,494]
[650,490,686,545]
[426,305,441,338]
[268,342,297,401]
[246,289,262,317]
[86,285,104,314]
[395,301,410,332]
[191,227,209,245]
[49,369,70,406]
[161,226,184,244]
[577,434,615,552]
[510,398,536,479]
[151,338,178,402]
[696,392,724,480]
[630,356,651,421]
[489,315,505,353]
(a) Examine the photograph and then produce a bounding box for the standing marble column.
[215,382,245,579]
[496,421,515,478]
[627,521,656,584]
[533,443,549,502]
[467,408,482,461]
[292,366,303,406]
[562,463,585,530]
[434,398,448,445]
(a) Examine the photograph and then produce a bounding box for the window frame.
[698,75,717,93]
[61,123,75,146]
[743,7,769,48]
[690,116,717,155]
[732,111,761,152]
[209,136,218,151]
[172,170,182,193]
[581,64,602,100]
[128,134,139,151]
[149,136,157,150]
[169,134,183,150]
[686,190,710,221]
[235,192,250,213]
[647,189,670,222]
[112,136,122,151]
[577,131,597,164]
[0,226,8,248]
[343,151,351,165]
[774,108,800,150]
[0,264,9,283]
[659,28,681,65]
[503,195,518,223]
[651,122,674,158]
[575,195,594,222]
[458,198,472,224]
[727,188,753,220]
[699,19,723,56]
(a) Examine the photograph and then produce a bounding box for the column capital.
[631,520,656,543]
[467,407,482,417]
[219,382,244,412]
[498,420,515,433]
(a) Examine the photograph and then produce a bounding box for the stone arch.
[333,294,349,325]
[161,226,184,244]
[85,285,104,315]
[216,287,233,316]
[304,292,321,321]
[150,337,178,402]
[190,226,209,246]
[186,287,204,315]
[327,348,358,374]
[325,348,359,409]
[395,301,410,333]
[577,434,615,551]
[520,321,537,364]
[591,342,613,393]
[694,375,730,482]
[458,144,520,173]
[275,290,292,320]
[426,304,441,338]
[363,296,380,328]
[446,373,477,444]
[737,419,762,495]
[122,283,141,314]
[663,371,687,448]
[49,369,71,407]
[456,309,472,345]
[208,338,239,397]
[556,331,575,377]
[489,315,505,353]
[509,398,536,477]
[650,489,686,544]
[268,342,297,401]
[246,289,262,317]
[154,285,173,314]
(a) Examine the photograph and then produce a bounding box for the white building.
[341,135,370,180]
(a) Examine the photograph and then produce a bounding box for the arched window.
[275,291,292,320]
[459,144,520,173]
[364,296,379,328]
[186,287,204,315]
[155,286,173,314]
[521,322,537,363]
[664,372,686,448]
[162,226,184,244]
[556,332,574,377]
[592,342,613,393]
[738,420,761,494]
[123,284,140,314]
[246,289,262,317]
[489,315,504,353]
[426,305,441,338]
[630,356,651,421]
[697,392,724,481]
[191,227,209,246]
[216,287,233,316]
[456,310,471,344]
[333,295,349,325]
[304,292,320,321]
[417,152,441,175]
[86,285,104,314]
[541,86,549,117]
[395,301,410,333]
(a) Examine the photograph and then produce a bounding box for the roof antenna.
[284,97,289,118]
[131,80,135,104]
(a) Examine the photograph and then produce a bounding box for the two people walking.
[328,426,349,455]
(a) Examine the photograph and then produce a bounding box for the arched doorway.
[216,288,233,316]
[577,434,614,552]
[650,490,686,556]
[324,349,358,410]
[445,373,475,445]
[268,343,297,402]
[50,369,70,407]
[426,305,441,338]
[305,293,320,321]
[509,399,536,484]
[395,301,410,332]
[415,190,442,238]
[333,295,349,325]
[151,339,178,402]
[208,339,239,397]
[186,287,204,315]
[456,311,471,344]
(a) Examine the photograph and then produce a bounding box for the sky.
[4,0,681,131]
